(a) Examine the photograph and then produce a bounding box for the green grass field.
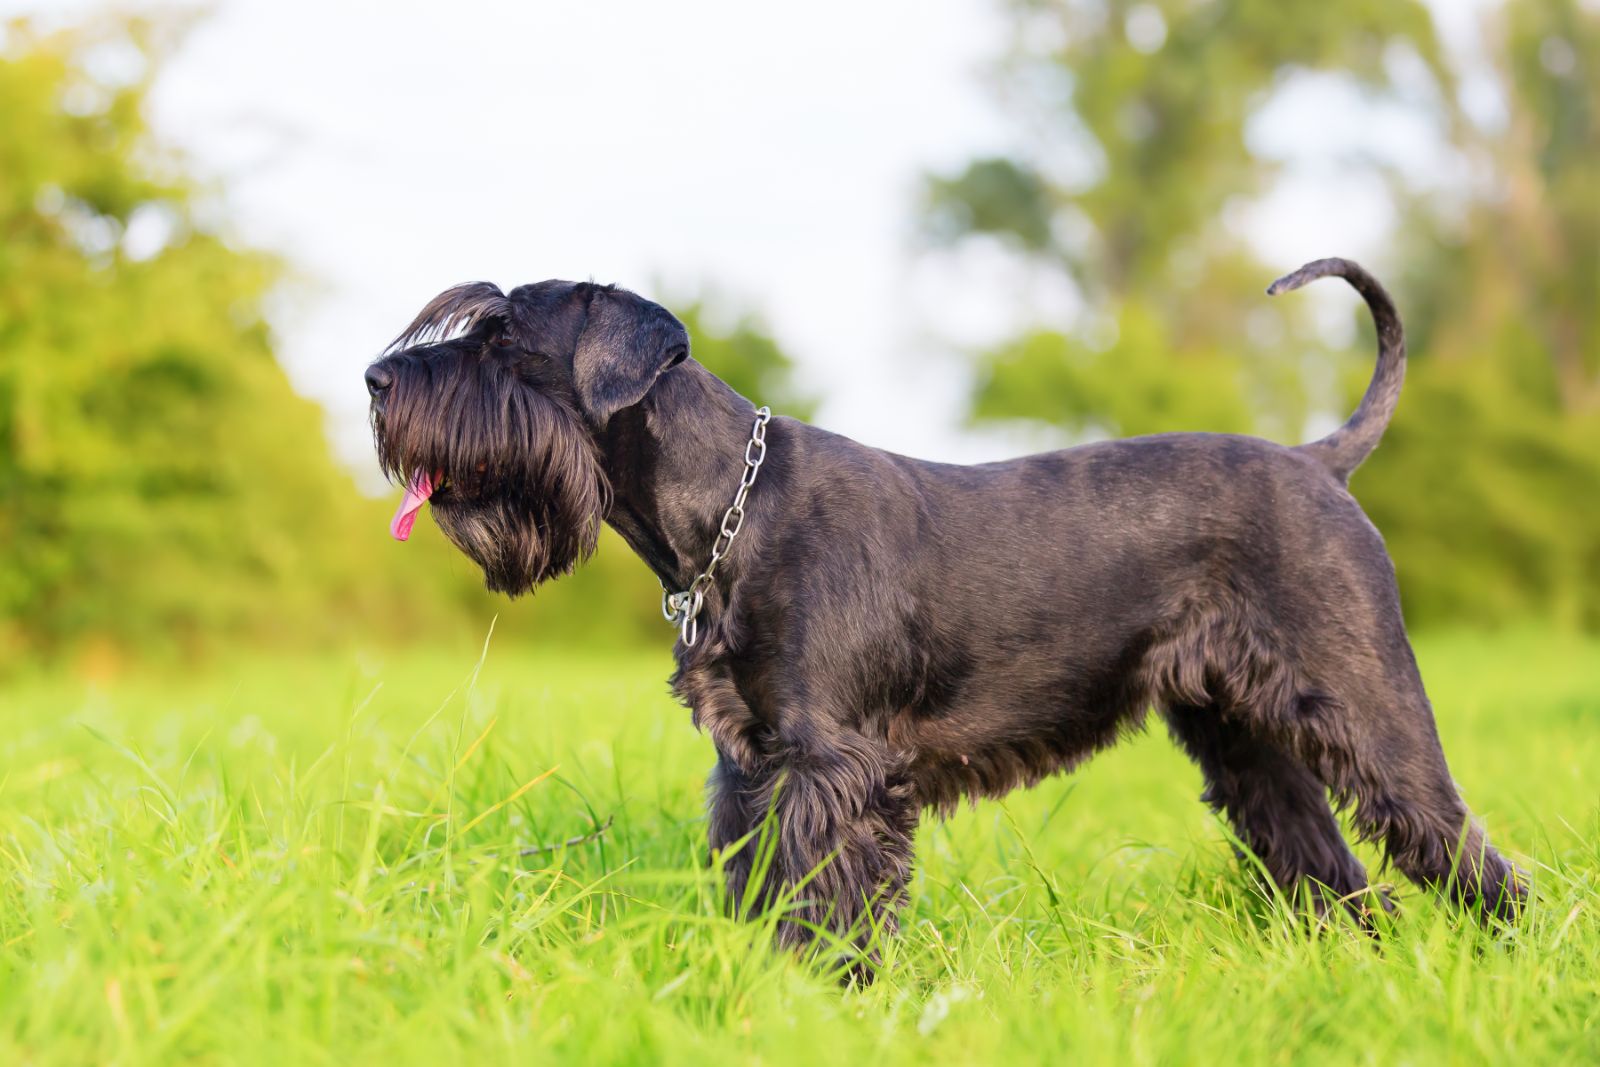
[2,630,1596,1065]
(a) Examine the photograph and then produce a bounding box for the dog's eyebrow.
[386,282,511,353]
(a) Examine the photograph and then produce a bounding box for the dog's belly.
[888,616,1156,814]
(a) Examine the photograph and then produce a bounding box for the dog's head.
[365,280,689,594]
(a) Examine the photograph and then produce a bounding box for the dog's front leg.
[747,724,918,972]
[706,751,766,915]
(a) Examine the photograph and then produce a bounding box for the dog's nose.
[365,365,394,398]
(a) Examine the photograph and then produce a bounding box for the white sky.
[7,0,1494,478]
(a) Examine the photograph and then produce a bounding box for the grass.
[1,629,1597,1065]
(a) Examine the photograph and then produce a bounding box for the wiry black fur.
[366,259,1526,973]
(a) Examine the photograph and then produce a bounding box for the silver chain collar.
[661,405,772,647]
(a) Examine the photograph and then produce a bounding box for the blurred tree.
[925,0,1450,441]
[926,0,1599,628]
[0,14,405,664]
[1358,0,1600,628]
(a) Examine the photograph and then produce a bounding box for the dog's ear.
[572,287,689,427]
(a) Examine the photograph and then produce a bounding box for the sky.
[5,0,1495,480]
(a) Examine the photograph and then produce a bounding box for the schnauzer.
[365,259,1524,964]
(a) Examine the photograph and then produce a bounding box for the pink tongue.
[389,470,436,541]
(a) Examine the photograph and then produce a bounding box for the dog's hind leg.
[1163,702,1378,918]
[1284,665,1526,923]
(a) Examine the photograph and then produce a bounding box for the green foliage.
[0,17,404,661]
[1357,0,1600,627]
[924,0,1450,448]
[971,305,1259,439]
[1356,330,1600,630]
[925,0,1445,294]
[927,0,1600,629]
[1,633,1597,1062]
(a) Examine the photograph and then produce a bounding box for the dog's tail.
[1268,258,1406,483]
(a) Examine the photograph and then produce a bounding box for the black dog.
[366,259,1523,963]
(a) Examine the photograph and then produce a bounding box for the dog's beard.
[431,477,603,594]
[372,355,609,595]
